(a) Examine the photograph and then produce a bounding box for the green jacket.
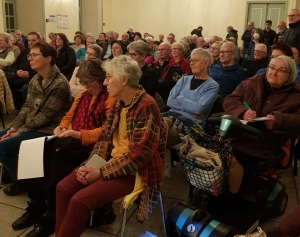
[11,65,72,134]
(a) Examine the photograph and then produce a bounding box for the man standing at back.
[283,9,300,48]
[241,22,254,53]
[263,20,276,46]
[209,42,248,98]
[152,42,182,104]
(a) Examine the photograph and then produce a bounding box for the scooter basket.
[177,133,232,196]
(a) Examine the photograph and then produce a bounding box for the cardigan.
[10,65,72,134]
[89,86,167,221]
[167,75,219,126]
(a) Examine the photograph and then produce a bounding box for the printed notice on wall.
[57,14,68,29]
[49,15,56,23]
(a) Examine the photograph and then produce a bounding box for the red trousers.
[55,171,135,237]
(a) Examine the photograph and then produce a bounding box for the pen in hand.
[243,101,256,120]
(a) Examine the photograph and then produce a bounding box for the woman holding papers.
[11,57,115,237]
[0,42,71,194]
[55,55,167,237]
[223,55,300,195]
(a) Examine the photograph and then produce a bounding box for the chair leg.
[120,208,127,237]
[159,191,167,237]
[294,156,298,176]
[90,210,94,227]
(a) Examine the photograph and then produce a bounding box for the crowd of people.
[0,7,299,237]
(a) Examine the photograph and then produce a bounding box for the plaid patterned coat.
[90,86,167,221]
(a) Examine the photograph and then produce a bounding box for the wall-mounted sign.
[57,14,68,29]
[49,15,56,23]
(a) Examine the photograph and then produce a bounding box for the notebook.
[85,154,108,168]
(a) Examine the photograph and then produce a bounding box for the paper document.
[85,154,108,168]
[17,135,57,180]
[240,117,270,125]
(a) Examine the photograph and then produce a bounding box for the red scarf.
[72,89,109,131]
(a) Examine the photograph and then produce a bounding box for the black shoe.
[12,202,45,230]
[3,182,22,196]
[88,202,116,228]
[25,214,55,237]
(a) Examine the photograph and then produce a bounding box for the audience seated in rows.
[226,26,238,45]
[1,42,72,196]
[163,48,219,147]
[209,41,222,66]
[170,42,190,75]
[101,31,114,60]
[71,34,86,60]
[55,33,77,80]
[14,29,28,48]
[11,58,115,237]
[55,55,167,237]
[69,44,103,97]
[247,28,269,60]
[127,40,157,98]
[11,32,25,52]
[241,22,255,52]
[108,40,127,60]
[274,21,287,44]
[152,42,182,104]
[242,43,269,77]
[146,37,158,61]
[0,33,17,74]
[96,32,106,48]
[209,41,248,98]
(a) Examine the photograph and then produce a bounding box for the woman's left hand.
[79,167,101,184]
[264,114,275,129]
[58,130,81,139]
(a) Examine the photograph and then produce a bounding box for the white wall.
[16,0,43,35]
[44,0,80,41]
[102,0,293,46]
[81,0,103,37]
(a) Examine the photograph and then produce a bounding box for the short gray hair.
[0,33,10,44]
[255,43,267,53]
[127,40,148,56]
[222,41,238,59]
[269,55,297,85]
[191,48,213,67]
[102,55,141,88]
[87,37,96,44]
[145,36,154,42]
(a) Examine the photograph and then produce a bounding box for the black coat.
[56,45,76,80]
[140,64,158,98]
[283,20,300,48]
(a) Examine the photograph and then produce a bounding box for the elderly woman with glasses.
[11,58,115,237]
[0,42,72,195]
[171,42,191,74]
[163,48,219,147]
[55,55,167,237]
[69,44,103,97]
[127,40,157,97]
[224,55,300,196]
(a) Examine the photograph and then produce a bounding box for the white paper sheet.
[17,135,56,180]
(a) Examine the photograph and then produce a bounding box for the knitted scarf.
[72,89,109,131]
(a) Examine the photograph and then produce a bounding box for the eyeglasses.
[79,80,95,87]
[112,47,121,50]
[210,47,220,51]
[267,65,289,75]
[189,59,201,64]
[254,50,266,54]
[128,53,140,57]
[219,50,233,54]
[27,53,42,59]
[288,14,297,17]
[158,48,170,51]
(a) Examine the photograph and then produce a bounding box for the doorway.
[247,2,287,30]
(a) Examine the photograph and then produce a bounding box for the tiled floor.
[0,110,299,237]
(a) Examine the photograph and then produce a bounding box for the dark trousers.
[55,172,135,237]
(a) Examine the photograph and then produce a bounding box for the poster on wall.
[57,14,68,29]
[49,15,56,23]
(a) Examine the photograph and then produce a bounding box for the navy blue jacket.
[209,62,248,99]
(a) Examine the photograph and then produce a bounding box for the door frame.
[245,1,288,29]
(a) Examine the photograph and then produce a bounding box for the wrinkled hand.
[76,167,88,185]
[264,114,275,129]
[243,110,257,120]
[77,166,101,184]
[53,126,66,136]
[58,130,81,139]
[192,114,203,120]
